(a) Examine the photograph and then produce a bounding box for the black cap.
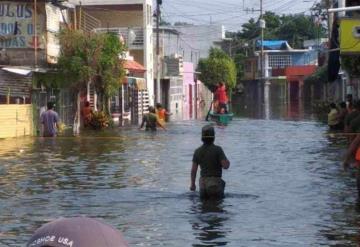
[202,125,215,138]
[27,217,129,247]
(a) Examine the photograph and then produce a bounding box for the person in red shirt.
[214,82,228,113]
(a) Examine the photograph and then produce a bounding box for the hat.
[27,217,129,247]
[202,125,215,138]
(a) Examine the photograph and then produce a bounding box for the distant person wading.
[40,102,60,137]
[139,106,166,131]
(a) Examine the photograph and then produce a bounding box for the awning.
[1,66,48,76]
[123,60,146,73]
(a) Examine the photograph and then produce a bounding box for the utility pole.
[34,0,38,67]
[156,0,162,104]
[260,0,264,82]
[326,0,333,42]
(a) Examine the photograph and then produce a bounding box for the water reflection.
[190,197,229,246]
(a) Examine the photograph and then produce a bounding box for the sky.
[161,0,318,32]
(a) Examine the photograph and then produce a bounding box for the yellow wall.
[340,18,360,54]
[0,105,33,139]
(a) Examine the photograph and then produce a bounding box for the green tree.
[48,29,126,132]
[57,29,126,114]
[198,48,237,91]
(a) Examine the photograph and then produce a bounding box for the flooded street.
[1,96,360,246]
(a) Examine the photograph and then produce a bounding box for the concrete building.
[0,0,72,138]
[172,24,225,65]
[153,25,214,120]
[71,0,154,104]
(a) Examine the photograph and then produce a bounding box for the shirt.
[40,110,59,137]
[193,143,227,178]
[215,85,228,104]
[328,109,339,126]
[143,113,157,131]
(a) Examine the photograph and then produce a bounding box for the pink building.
[182,62,212,120]
[183,62,195,120]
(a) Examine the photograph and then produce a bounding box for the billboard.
[340,18,360,54]
[0,2,46,49]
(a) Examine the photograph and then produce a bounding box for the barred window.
[269,55,292,68]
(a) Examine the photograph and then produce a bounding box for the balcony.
[94,27,144,50]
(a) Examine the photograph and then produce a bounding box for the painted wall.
[0,104,33,138]
[169,77,184,121]
[0,1,47,66]
[183,62,195,120]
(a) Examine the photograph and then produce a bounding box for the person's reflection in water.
[190,197,229,246]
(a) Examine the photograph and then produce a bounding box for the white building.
[69,0,155,104]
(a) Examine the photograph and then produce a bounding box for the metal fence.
[32,89,76,134]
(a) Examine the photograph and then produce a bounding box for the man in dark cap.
[26,217,129,247]
[190,124,230,199]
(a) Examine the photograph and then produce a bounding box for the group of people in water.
[139,103,170,131]
[328,98,360,198]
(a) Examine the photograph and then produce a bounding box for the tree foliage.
[304,66,328,84]
[57,29,126,99]
[198,48,237,91]
[234,11,326,49]
[342,56,360,76]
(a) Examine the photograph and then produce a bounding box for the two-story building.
[0,0,73,138]
[153,25,221,120]
[243,40,318,102]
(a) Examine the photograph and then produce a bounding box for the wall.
[291,51,318,66]
[183,62,195,120]
[173,24,225,65]
[169,77,183,121]
[0,1,47,66]
[85,10,143,27]
[0,104,33,138]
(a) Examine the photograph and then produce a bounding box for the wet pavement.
[1,94,360,246]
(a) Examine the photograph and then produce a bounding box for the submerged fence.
[0,104,33,138]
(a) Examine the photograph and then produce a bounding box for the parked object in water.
[26,216,129,247]
[209,111,234,125]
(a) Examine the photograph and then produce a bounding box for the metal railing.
[80,11,102,33]
[94,27,144,49]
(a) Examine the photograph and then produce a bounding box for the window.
[269,55,292,68]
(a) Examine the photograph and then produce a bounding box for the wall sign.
[0,2,45,49]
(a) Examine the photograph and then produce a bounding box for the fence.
[0,104,33,138]
[32,89,75,134]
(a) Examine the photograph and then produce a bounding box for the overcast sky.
[161,0,317,31]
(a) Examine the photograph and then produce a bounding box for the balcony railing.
[94,27,144,50]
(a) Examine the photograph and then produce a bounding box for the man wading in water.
[139,106,166,131]
[190,125,230,198]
